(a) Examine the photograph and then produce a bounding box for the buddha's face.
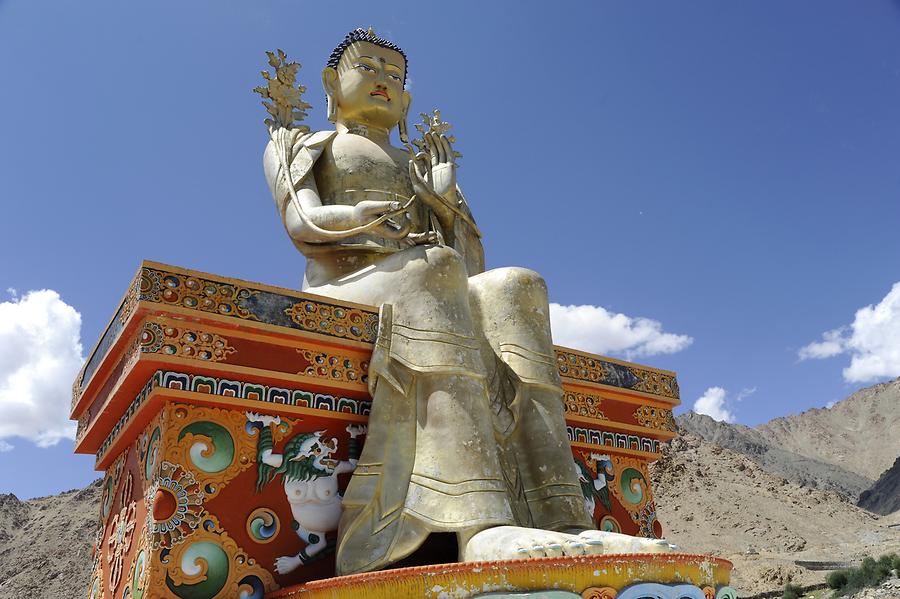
[324,41,409,130]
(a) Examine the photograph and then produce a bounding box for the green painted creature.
[247,412,365,574]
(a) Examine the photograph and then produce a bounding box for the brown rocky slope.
[858,455,900,516]
[0,479,100,599]
[755,378,900,481]
[676,411,874,500]
[650,434,900,596]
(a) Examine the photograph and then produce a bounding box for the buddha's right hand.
[352,200,403,222]
[351,199,414,240]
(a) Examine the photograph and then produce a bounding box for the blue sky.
[1,1,899,498]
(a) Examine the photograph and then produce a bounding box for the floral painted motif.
[147,461,205,549]
[284,300,378,343]
[633,405,677,432]
[106,501,136,593]
[140,268,259,320]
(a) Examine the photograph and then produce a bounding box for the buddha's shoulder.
[263,129,338,185]
[287,129,337,150]
[264,129,337,153]
[301,129,339,148]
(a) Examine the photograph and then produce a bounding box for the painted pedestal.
[72,262,731,598]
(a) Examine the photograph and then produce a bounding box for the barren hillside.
[0,480,100,599]
[755,378,900,481]
[858,456,900,516]
[650,434,900,596]
[676,411,873,500]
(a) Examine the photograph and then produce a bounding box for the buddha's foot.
[576,529,678,554]
[461,526,678,562]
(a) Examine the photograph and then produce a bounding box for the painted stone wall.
[87,399,667,597]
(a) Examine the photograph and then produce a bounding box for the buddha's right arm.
[264,140,399,244]
[280,185,402,244]
[281,185,359,243]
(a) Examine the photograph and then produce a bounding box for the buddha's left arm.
[452,187,485,276]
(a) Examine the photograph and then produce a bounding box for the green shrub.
[812,553,898,597]
[826,570,848,590]
[876,553,895,578]
[840,555,892,595]
[781,582,803,599]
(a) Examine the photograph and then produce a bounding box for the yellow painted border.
[269,553,731,599]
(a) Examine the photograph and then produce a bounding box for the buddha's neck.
[336,120,393,145]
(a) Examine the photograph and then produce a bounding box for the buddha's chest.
[315,133,413,203]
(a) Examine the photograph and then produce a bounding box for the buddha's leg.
[469,267,592,532]
[309,245,515,573]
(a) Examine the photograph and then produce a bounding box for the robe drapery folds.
[263,131,592,574]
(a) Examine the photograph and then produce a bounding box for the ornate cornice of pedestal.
[71,262,681,461]
[267,553,736,599]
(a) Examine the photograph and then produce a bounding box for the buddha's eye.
[387,74,401,82]
[355,63,376,73]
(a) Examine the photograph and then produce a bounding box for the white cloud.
[798,282,900,383]
[0,290,84,448]
[693,386,736,423]
[798,328,847,360]
[735,386,757,402]
[549,303,693,360]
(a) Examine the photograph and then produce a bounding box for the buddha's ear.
[402,90,412,114]
[399,90,412,143]
[322,67,339,122]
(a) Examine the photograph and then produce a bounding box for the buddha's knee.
[416,244,467,275]
[399,245,470,295]
[471,267,549,310]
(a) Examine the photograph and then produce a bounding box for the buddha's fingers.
[426,133,436,165]
[436,132,448,163]
[439,134,454,164]
[411,152,431,181]
[356,199,402,217]
[428,132,444,165]
[409,160,437,196]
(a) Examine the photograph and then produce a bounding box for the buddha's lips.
[370,90,390,100]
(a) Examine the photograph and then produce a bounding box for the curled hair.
[326,28,408,86]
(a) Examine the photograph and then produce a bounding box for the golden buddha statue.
[261,28,674,576]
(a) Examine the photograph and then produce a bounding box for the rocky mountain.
[676,411,874,500]
[858,456,900,516]
[0,480,100,599]
[650,434,900,596]
[4,442,898,599]
[755,378,900,481]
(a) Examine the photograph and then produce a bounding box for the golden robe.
[264,130,592,574]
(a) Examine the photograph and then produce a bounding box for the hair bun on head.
[327,27,408,87]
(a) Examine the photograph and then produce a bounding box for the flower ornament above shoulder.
[254,49,313,131]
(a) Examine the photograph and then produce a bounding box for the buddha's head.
[322,28,411,136]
